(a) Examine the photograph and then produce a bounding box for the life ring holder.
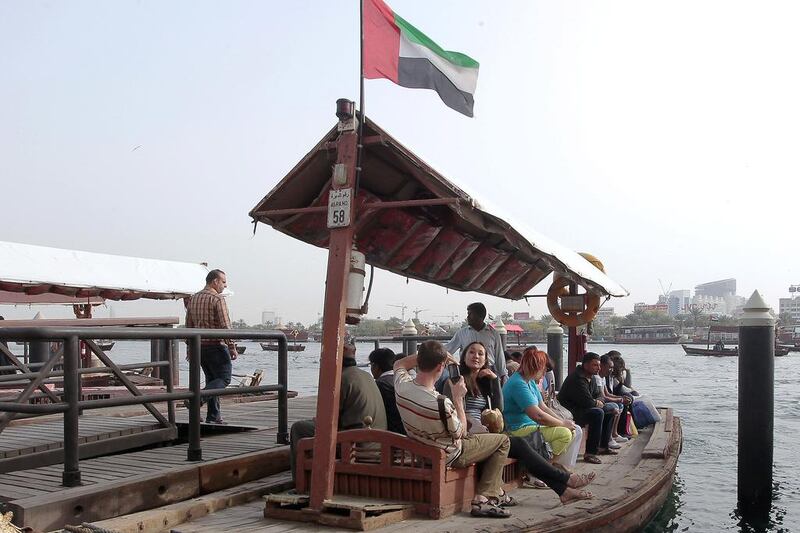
[546,252,604,328]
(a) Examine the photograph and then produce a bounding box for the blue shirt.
[502,372,542,431]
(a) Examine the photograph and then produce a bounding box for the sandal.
[560,488,593,505]
[470,499,511,518]
[498,491,519,507]
[583,454,602,464]
[599,448,619,456]
[568,471,596,488]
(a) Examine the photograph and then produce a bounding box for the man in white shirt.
[445,302,507,381]
[394,340,513,518]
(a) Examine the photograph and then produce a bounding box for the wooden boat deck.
[97,407,682,533]
[0,396,318,532]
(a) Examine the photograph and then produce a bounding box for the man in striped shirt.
[394,340,513,518]
[185,269,237,424]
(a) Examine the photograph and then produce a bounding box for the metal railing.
[0,327,288,487]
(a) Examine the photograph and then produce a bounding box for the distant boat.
[614,325,680,344]
[682,344,789,357]
[682,344,738,357]
[97,340,115,351]
[236,346,246,355]
[261,342,305,352]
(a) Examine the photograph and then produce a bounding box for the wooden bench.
[295,428,522,519]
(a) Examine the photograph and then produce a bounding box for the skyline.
[2,1,798,326]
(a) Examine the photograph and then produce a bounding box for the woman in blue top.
[444,342,594,504]
[503,348,582,468]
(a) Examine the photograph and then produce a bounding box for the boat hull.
[613,338,680,344]
[260,342,305,352]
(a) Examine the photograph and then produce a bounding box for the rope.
[63,524,120,533]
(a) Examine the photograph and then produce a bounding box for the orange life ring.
[546,253,604,328]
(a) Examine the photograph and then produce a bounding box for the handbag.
[521,428,553,461]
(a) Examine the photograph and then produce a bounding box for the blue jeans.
[200,345,232,421]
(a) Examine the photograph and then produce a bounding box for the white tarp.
[0,241,212,300]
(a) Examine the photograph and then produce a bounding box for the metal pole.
[277,336,289,444]
[547,319,565,388]
[166,343,175,426]
[187,335,202,461]
[62,336,81,486]
[738,290,774,516]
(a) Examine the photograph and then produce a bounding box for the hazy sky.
[2,1,798,326]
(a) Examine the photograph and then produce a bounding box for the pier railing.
[0,327,289,487]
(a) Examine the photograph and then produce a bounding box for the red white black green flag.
[363,0,480,117]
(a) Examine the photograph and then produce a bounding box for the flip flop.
[560,488,593,505]
[583,454,602,464]
[470,499,511,518]
[599,448,619,455]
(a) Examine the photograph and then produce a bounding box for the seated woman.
[503,348,584,468]
[444,342,594,504]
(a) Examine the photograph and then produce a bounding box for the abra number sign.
[327,188,352,228]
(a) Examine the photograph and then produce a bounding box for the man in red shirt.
[185,269,237,424]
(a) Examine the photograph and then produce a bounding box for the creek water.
[107,340,798,532]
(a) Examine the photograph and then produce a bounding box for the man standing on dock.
[444,302,507,382]
[185,269,237,424]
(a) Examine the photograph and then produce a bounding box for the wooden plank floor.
[0,396,318,531]
[164,410,681,533]
[0,416,164,460]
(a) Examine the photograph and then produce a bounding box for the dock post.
[62,335,81,486]
[187,335,202,461]
[737,290,774,516]
[277,336,289,444]
[547,319,564,388]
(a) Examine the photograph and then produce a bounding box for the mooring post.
[547,319,565,388]
[738,290,774,515]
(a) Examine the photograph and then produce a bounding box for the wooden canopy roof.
[250,118,628,300]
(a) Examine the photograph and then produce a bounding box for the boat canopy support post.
[309,109,359,511]
[737,290,774,517]
[547,319,564,388]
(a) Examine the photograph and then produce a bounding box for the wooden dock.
[0,396,317,532]
[91,408,681,533]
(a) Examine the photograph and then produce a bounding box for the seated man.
[557,352,616,464]
[599,353,633,443]
[368,347,406,435]
[394,340,513,519]
[289,338,387,482]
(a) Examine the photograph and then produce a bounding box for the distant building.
[261,311,276,326]
[595,307,615,327]
[666,290,691,316]
[779,296,800,323]
[634,302,668,314]
[695,279,736,298]
[691,294,726,315]
[693,279,741,315]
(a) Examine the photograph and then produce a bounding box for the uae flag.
[363,0,479,117]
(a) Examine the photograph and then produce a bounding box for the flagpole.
[355,0,365,195]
